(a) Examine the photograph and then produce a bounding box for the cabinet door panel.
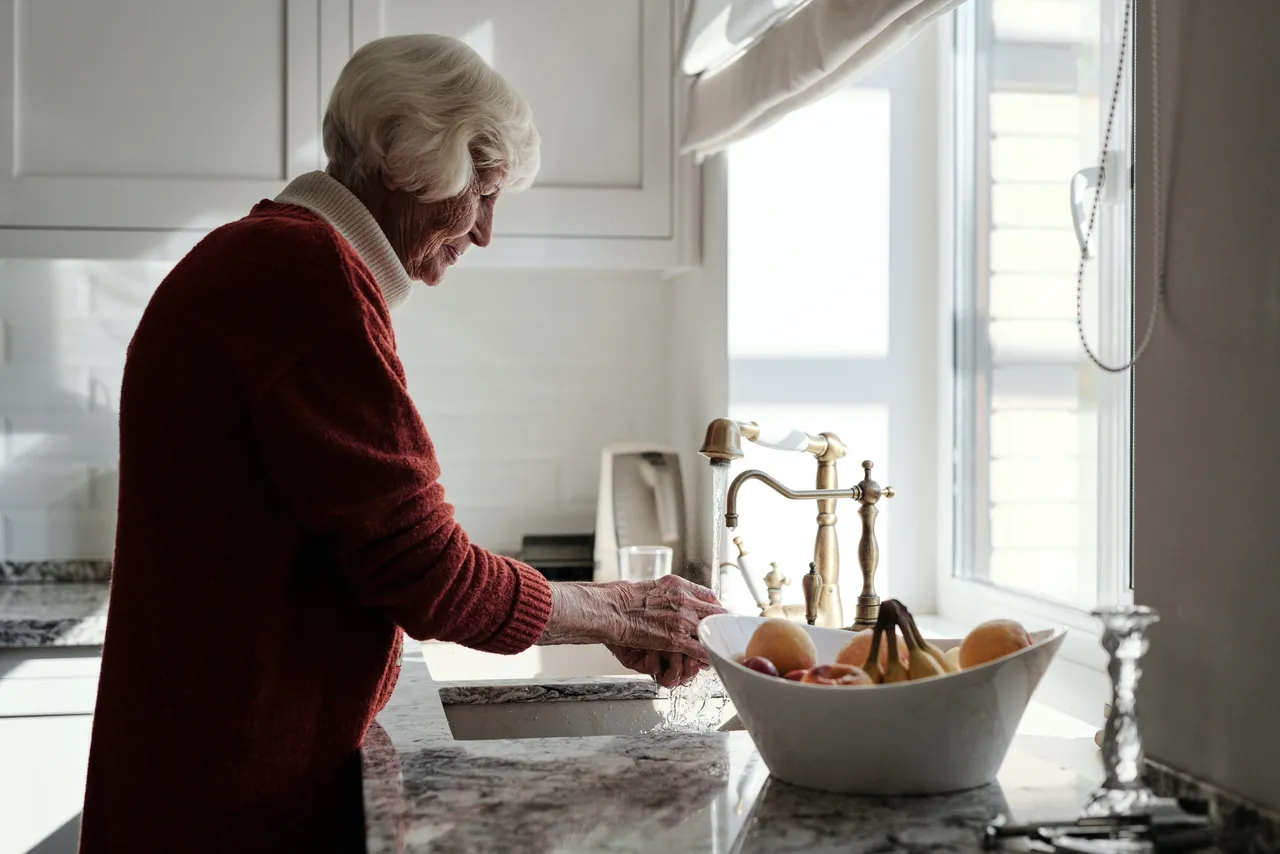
[0,649,101,717]
[0,716,93,854]
[0,0,325,230]
[350,0,673,239]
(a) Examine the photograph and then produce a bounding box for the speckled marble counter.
[0,582,109,647]
[361,640,1111,854]
[0,575,1254,851]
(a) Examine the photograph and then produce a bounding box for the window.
[946,0,1134,637]
[723,32,941,617]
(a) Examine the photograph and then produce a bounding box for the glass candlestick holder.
[1083,605,1160,819]
[982,604,1212,852]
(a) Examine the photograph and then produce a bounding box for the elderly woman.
[79,34,723,853]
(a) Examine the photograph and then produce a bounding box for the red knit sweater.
[79,203,554,853]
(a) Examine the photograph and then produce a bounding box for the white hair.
[323,35,540,200]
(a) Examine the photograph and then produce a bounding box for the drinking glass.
[618,545,673,582]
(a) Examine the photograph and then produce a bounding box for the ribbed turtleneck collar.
[275,171,414,311]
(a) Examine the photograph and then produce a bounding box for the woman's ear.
[380,170,397,192]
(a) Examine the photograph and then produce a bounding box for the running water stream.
[709,463,730,598]
[656,464,733,732]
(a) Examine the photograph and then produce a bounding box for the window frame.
[936,0,1135,672]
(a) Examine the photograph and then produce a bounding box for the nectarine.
[745,618,818,675]
[958,619,1032,668]
[801,663,873,687]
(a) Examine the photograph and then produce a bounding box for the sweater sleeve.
[246,293,553,654]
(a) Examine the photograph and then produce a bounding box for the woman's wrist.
[536,582,623,646]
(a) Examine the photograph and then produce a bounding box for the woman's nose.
[469,203,494,247]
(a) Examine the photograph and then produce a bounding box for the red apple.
[741,656,780,677]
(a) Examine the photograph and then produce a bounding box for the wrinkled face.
[371,165,504,286]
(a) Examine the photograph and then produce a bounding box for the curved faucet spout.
[724,469,860,529]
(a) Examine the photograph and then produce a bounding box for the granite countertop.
[0,579,1231,851]
[361,640,1111,854]
[0,582,110,648]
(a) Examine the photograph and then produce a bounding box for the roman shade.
[681,0,966,157]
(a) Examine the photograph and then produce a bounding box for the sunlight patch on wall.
[727,87,891,360]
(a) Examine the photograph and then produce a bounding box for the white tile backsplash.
[0,260,675,559]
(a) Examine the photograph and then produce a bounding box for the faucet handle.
[859,460,894,504]
[802,562,822,626]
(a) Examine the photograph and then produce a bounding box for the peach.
[958,619,1032,668]
[783,669,809,681]
[745,618,818,675]
[834,628,910,671]
[801,663,874,687]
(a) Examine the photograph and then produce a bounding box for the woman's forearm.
[536,582,624,646]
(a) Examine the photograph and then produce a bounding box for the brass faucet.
[699,418,894,630]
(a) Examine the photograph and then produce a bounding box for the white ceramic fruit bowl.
[698,614,1067,795]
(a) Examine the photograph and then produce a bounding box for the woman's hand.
[538,576,726,666]
[605,645,708,689]
[608,575,724,662]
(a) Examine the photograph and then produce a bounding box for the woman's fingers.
[643,649,664,681]
[663,631,710,664]
[659,654,685,689]
[619,646,648,672]
[688,597,726,620]
[614,647,709,689]
[671,577,722,606]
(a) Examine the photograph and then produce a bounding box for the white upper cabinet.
[348,0,695,270]
[0,0,697,271]
[0,0,333,233]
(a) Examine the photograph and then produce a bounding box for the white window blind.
[952,0,1134,612]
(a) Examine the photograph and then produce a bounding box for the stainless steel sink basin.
[443,696,736,740]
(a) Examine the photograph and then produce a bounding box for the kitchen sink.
[443,696,736,741]
[421,642,636,681]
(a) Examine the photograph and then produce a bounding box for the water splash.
[653,670,730,733]
[654,464,735,733]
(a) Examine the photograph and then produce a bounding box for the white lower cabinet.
[0,649,101,854]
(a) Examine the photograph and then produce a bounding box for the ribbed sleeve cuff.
[473,561,554,654]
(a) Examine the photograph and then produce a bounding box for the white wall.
[1134,0,1280,810]
[0,260,676,560]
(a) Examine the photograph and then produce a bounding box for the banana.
[899,604,958,675]
[943,646,962,671]
[881,603,911,683]
[862,622,886,684]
